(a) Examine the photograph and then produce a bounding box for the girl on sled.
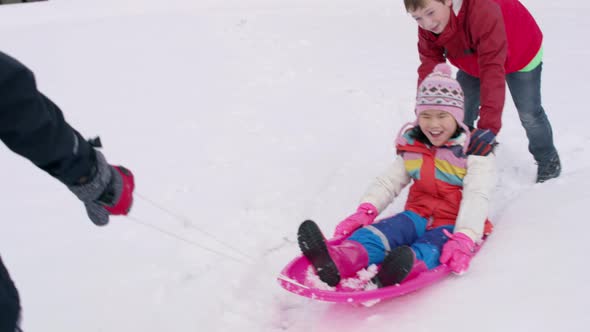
[298,63,495,288]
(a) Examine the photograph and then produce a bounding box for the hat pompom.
[433,63,452,77]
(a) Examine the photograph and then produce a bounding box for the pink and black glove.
[68,150,135,226]
[333,202,378,237]
[440,229,476,274]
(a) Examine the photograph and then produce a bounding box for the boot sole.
[372,245,415,287]
[297,220,341,287]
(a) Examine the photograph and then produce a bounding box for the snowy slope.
[0,0,589,331]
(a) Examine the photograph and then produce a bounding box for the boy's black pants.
[0,256,20,332]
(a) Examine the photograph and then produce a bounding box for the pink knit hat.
[396,63,471,152]
[415,63,464,124]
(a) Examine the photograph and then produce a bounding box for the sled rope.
[127,215,252,264]
[130,193,255,263]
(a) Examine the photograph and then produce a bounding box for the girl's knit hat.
[396,63,471,152]
[415,63,465,123]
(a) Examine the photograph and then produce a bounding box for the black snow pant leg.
[0,256,20,332]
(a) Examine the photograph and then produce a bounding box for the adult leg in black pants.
[0,256,20,332]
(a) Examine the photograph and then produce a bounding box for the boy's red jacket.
[417,0,543,134]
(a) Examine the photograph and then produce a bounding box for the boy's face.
[417,109,458,147]
[408,0,453,34]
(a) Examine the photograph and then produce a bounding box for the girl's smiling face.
[417,109,458,146]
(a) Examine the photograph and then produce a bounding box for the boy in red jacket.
[405,0,560,182]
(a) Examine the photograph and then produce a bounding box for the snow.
[0,0,588,331]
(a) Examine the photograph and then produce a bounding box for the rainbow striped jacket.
[360,127,496,240]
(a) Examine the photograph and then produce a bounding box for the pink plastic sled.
[278,236,486,304]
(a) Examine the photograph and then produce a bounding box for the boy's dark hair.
[404,0,446,12]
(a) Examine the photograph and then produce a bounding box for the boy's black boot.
[537,154,561,183]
